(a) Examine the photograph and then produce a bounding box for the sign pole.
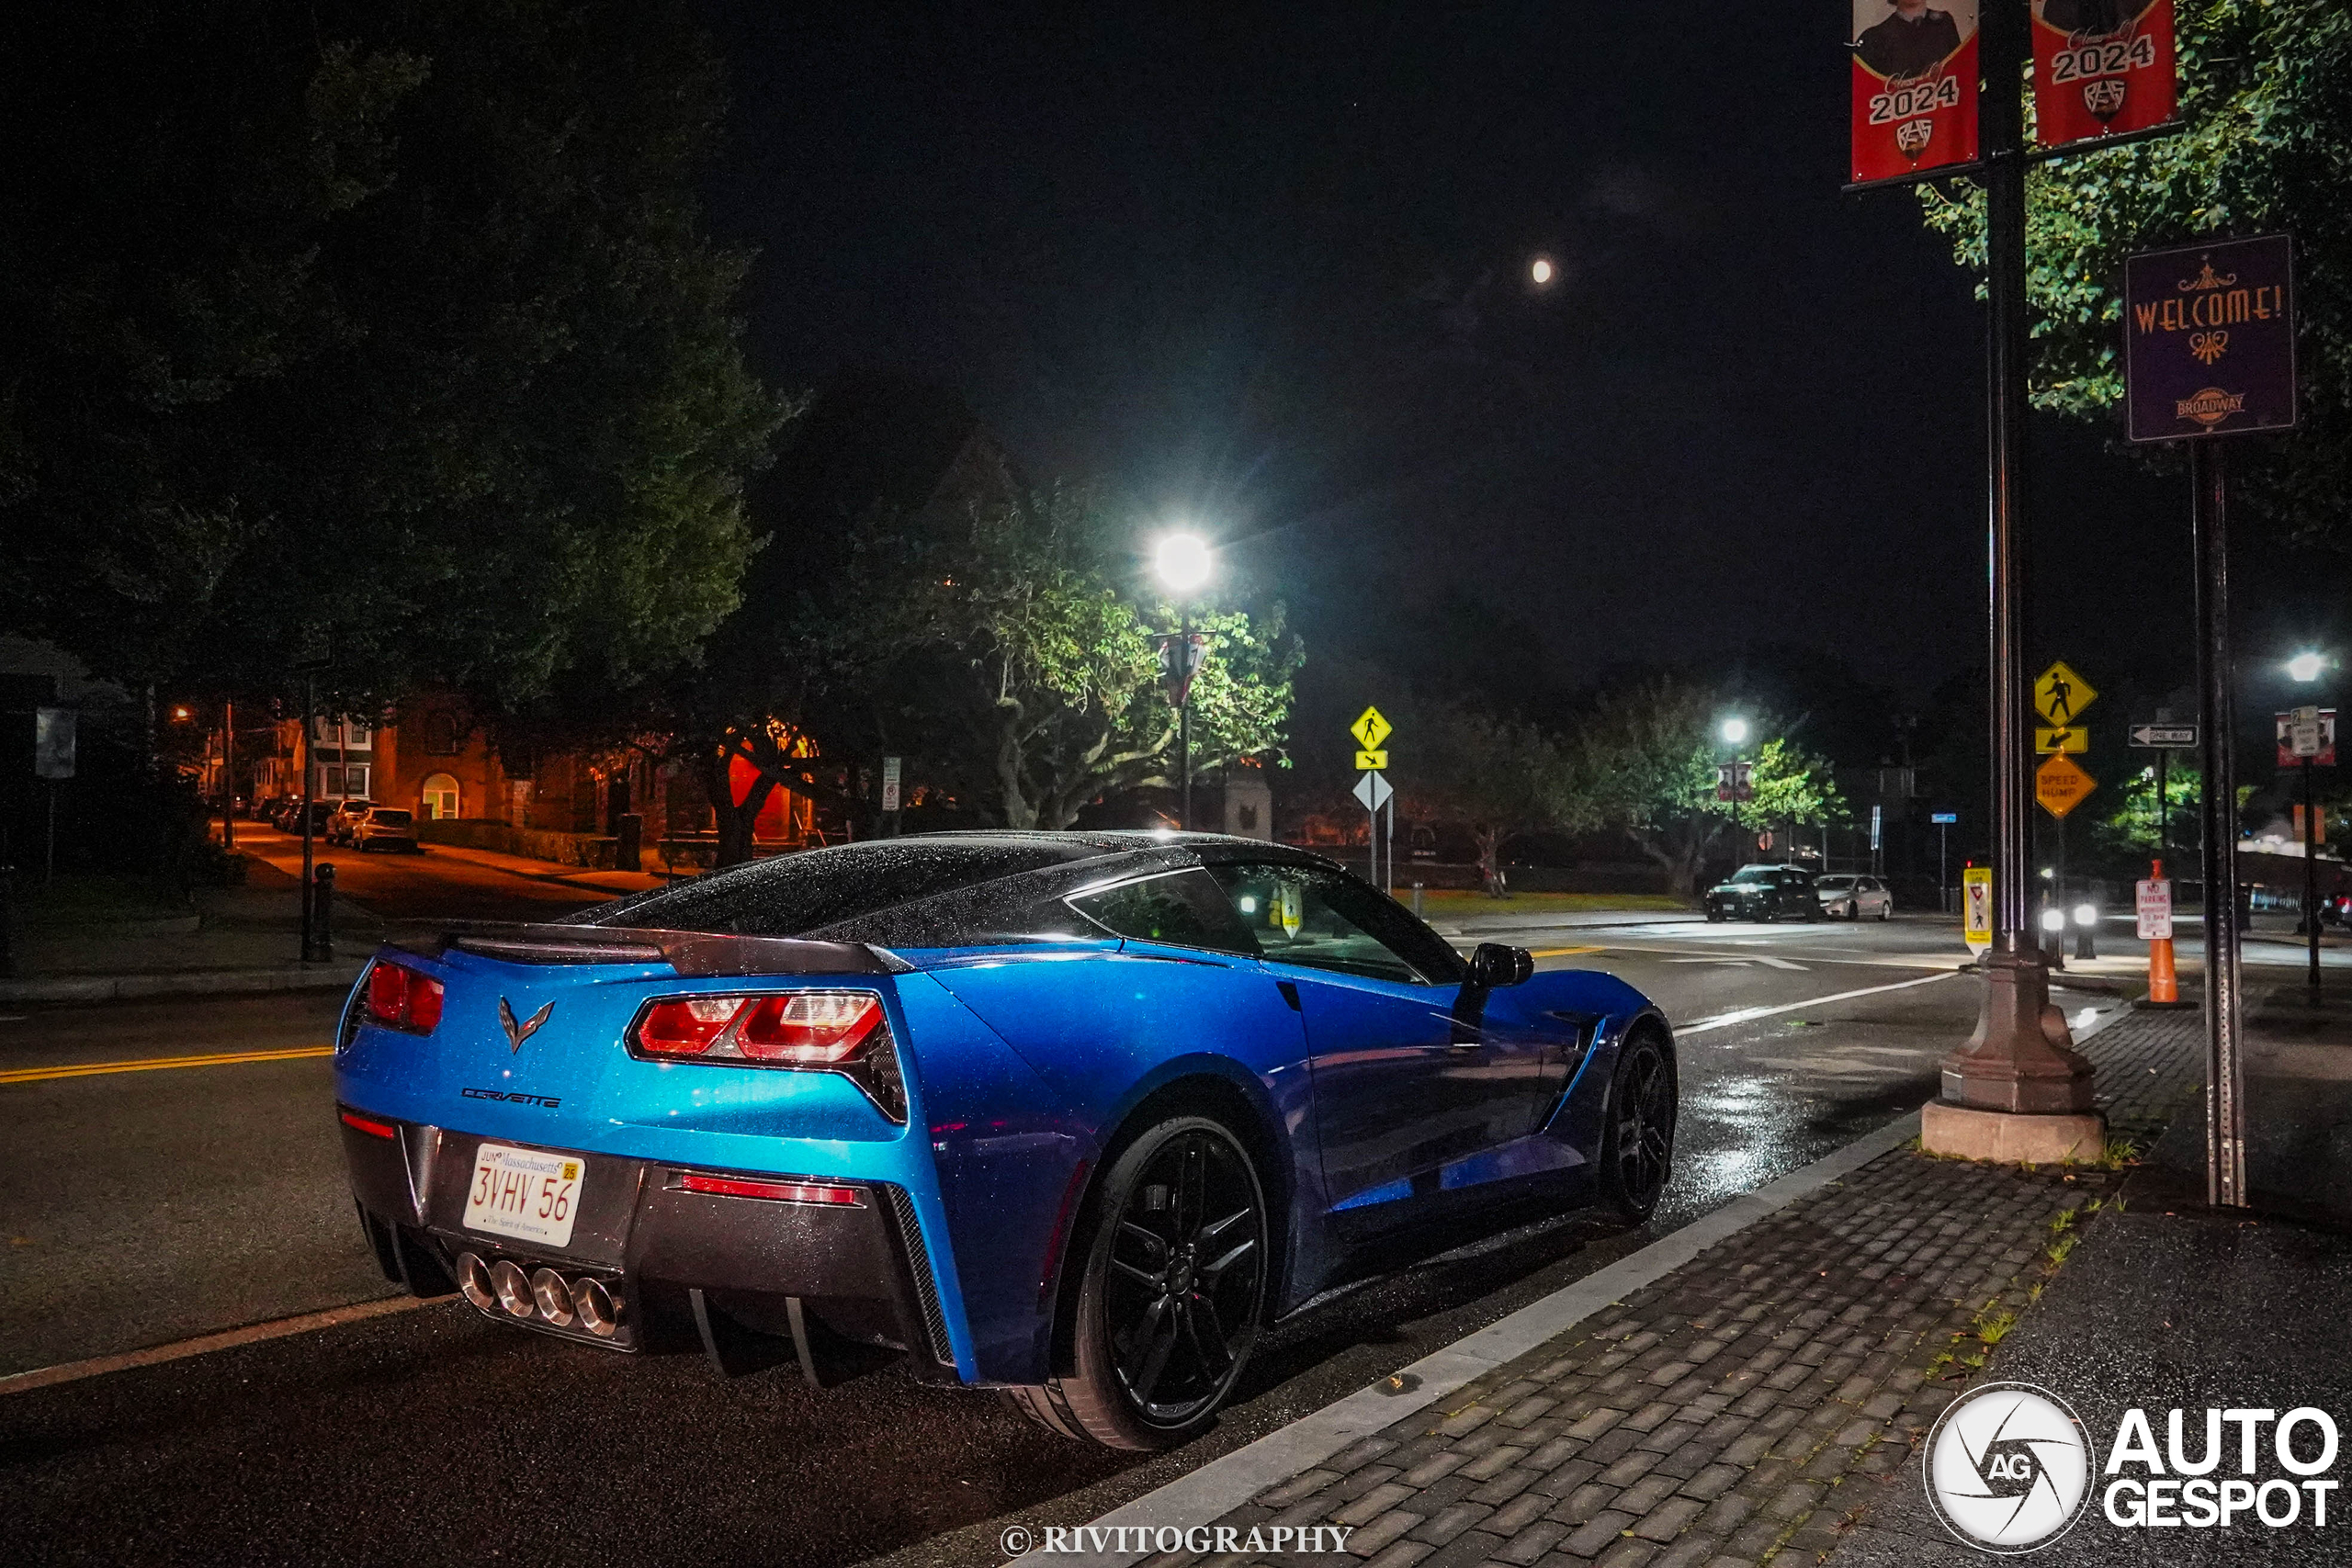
[1935,1,2096,1130]
[2192,437,2246,1206]
[2305,755,2319,989]
[2158,749,2170,868]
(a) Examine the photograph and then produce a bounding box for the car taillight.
[736,994,884,1063]
[635,997,746,1056]
[626,990,905,1122]
[365,962,444,1034]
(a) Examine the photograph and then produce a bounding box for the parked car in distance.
[283,800,337,837]
[1815,874,1893,921]
[1704,864,1820,923]
[327,800,377,846]
[352,806,420,852]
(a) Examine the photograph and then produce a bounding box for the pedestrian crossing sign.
[1962,866,1992,954]
[2032,662,2097,728]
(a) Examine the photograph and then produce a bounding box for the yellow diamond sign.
[2035,753,2097,818]
[2033,661,2097,728]
[1350,705,1392,751]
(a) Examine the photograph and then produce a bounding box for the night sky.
[696,4,2335,714]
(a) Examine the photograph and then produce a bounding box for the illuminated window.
[421,773,460,820]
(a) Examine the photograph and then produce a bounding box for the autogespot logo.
[1925,1382,2093,1553]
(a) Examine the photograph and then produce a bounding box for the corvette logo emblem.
[499,998,554,1053]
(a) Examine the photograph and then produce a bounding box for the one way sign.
[2130,723,2199,749]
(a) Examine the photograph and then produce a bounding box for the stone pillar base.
[1920,1101,2107,1165]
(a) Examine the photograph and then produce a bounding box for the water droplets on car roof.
[575,833,1131,938]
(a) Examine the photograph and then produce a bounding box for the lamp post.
[1153,532,1214,830]
[2290,649,2328,989]
[1721,717,1750,864]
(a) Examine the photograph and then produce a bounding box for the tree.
[1915,0,2352,541]
[854,487,1302,830]
[2092,761,2204,863]
[1393,707,1587,897]
[0,1,784,706]
[1576,678,1847,897]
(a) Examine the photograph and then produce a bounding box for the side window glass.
[1207,864,1463,985]
[1068,868,1259,955]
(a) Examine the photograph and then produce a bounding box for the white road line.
[0,1293,444,1397]
[1678,968,1963,1035]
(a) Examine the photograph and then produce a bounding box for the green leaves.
[830,485,1301,829]
[1915,0,2352,538]
[0,2,784,707]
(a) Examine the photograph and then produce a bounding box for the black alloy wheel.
[1017,1115,1268,1449]
[1600,1033,1675,1220]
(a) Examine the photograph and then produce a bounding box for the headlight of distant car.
[626,990,906,1122]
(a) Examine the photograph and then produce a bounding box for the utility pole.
[300,679,316,962]
[1928,1,2098,1145]
[220,698,235,854]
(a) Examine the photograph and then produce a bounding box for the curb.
[1013,1112,1928,1567]
[0,964,365,1004]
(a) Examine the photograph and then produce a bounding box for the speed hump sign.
[1962,866,1993,955]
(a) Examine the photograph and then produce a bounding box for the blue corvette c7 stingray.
[336,831,1676,1449]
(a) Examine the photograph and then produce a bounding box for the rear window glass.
[1069,869,1259,955]
[582,838,1109,937]
[369,809,412,826]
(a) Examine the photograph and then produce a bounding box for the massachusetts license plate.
[464,1144,583,1248]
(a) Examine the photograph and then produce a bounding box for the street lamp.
[2286,648,2330,986]
[1153,532,1215,829]
[1529,256,1555,287]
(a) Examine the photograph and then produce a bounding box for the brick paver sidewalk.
[1139,1009,2201,1568]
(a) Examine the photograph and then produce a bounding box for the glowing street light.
[2288,649,2325,682]
[1530,256,1555,286]
[1720,717,1749,746]
[1153,532,1213,594]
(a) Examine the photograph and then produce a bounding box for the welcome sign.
[2124,234,2299,442]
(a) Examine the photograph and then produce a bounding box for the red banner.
[2032,0,2177,148]
[1851,2,1980,185]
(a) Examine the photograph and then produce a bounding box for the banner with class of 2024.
[2031,0,2177,148]
[1851,2,1979,184]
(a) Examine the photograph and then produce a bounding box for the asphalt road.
[0,913,2131,1566]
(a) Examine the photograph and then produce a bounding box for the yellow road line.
[0,1045,334,1086]
[1529,945,1604,958]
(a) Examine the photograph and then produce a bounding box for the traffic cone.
[2148,932,2179,1004]
[2146,855,2182,1006]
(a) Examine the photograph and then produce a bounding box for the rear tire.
[1011,1115,1268,1450]
[1599,1032,1675,1221]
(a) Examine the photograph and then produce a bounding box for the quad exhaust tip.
[456,1251,620,1337]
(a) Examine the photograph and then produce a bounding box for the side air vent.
[884,1185,955,1366]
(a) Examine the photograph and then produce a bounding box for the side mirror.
[1468,942,1534,987]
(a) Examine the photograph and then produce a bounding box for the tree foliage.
[1917,0,2352,539]
[0,1,784,705]
[847,488,1302,830]
[1576,677,1847,897]
[1394,707,1589,896]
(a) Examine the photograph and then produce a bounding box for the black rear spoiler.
[391,922,910,976]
